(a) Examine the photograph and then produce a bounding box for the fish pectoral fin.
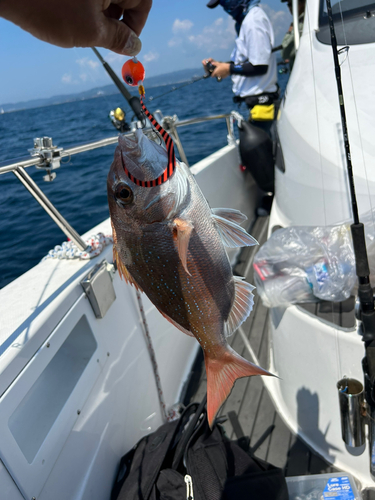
[113,246,143,292]
[156,306,194,337]
[172,218,194,276]
[211,207,248,225]
[224,276,255,337]
[212,213,258,248]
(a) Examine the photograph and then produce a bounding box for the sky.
[0,0,290,105]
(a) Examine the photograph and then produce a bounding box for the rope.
[42,232,112,260]
[135,290,178,422]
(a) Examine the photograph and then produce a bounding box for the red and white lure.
[121,58,176,187]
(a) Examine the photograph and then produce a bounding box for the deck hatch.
[8,315,97,463]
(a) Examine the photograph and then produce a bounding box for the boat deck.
[185,215,337,477]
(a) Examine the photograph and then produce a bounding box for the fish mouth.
[118,129,168,184]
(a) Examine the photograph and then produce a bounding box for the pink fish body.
[107,129,271,425]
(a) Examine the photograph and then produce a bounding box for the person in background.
[281,0,306,71]
[0,0,152,56]
[202,0,278,137]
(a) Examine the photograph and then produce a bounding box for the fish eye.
[115,182,133,206]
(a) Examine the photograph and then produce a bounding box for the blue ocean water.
[0,72,288,289]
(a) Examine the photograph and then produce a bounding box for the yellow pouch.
[250,104,275,121]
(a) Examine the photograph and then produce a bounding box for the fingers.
[99,16,142,55]
[117,0,152,36]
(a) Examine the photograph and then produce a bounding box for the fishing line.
[73,47,117,141]
[146,75,209,103]
[306,0,343,380]
[337,2,375,244]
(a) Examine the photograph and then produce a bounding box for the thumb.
[99,17,142,56]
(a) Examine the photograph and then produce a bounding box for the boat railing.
[0,111,243,252]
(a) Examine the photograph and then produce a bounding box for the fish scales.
[118,192,235,348]
[108,129,272,425]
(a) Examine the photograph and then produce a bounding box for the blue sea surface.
[0,72,288,289]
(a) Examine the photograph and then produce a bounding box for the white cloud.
[143,51,159,63]
[80,73,88,82]
[172,19,193,34]
[261,5,291,45]
[62,73,72,84]
[168,37,182,47]
[76,57,99,69]
[188,17,236,50]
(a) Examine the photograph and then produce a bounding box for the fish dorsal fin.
[113,245,143,292]
[211,207,248,225]
[156,306,194,337]
[224,276,255,337]
[212,214,258,248]
[173,218,194,276]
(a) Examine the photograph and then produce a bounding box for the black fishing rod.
[325,0,375,408]
[91,47,143,121]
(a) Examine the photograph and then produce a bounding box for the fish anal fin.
[113,246,143,292]
[172,218,194,276]
[212,214,258,248]
[224,277,255,337]
[156,306,194,337]
[205,345,272,427]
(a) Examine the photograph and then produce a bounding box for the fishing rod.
[326,0,375,338]
[91,47,143,122]
[325,0,375,462]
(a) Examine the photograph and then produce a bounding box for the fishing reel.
[109,107,130,133]
[203,61,222,82]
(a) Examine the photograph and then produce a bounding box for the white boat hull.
[267,0,375,488]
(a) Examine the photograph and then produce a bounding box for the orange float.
[121,58,145,87]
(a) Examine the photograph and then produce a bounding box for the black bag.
[238,120,275,193]
[111,396,288,500]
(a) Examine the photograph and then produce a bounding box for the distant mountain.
[0,68,204,113]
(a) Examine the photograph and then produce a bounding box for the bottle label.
[323,476,356,500]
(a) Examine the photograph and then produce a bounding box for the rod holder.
[337,378,366,447]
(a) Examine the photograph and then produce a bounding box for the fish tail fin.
[204,345,272,428]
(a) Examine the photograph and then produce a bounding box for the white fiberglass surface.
[276,5,375,227]
[8,315,97,463]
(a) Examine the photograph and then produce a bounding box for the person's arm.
[0,0,152,55]
[229,61,268,77]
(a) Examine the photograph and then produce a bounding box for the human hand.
[211,62,230,79]
[202,58,214,74]
[0,0,152,56]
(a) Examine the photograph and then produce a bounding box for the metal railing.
[0,111,243,250]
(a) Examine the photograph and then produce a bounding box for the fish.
[107,128,272,426]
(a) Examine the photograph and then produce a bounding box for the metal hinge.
[81,260,116,318]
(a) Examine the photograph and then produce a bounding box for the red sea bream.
[107,129,271,425]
